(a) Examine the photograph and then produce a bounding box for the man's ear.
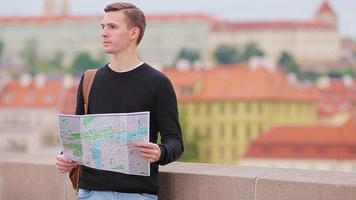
[130,27,140,41]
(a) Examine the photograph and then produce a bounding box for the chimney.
[34,73,46,89]
[19,73,32,88]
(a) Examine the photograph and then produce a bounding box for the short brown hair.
[104,2,146,45]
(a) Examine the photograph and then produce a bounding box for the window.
[232,123,237,140]
[206,104,211,115]
[258,123,263,135]
[194,126,200,135]
[220,103,225,114]
[206,126,211,138]
[245,103,251,115]
[206,149,211,159]
[25,92,34,103]
[45,93,54,103]
[194,105,200,115]
[258,103,263,114]
[232,103,238,114]
[245,124,251,142]
[220,146,225,159]
[220,123,225,138]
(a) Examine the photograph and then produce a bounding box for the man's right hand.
[56,154,78,173]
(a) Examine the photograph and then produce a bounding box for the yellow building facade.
[180,101,316,164]
[165,65,317,164]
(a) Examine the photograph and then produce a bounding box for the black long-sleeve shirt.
[75,63,184,194]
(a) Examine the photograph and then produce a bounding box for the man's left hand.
[135,142,161,163]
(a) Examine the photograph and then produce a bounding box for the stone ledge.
[1,161,355,200]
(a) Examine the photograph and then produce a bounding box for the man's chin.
[103,49,114,54]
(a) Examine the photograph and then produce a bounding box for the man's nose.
[101,29,108,38]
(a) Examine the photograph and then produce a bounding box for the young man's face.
[100,11,138,54]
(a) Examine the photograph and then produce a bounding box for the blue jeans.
[77,189,158,200]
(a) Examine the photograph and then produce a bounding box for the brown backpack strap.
[73,69,97,194]
[83,69,97,114]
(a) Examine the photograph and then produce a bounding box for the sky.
[0,0,355,38]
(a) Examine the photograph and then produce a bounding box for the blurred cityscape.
[0,0,356,172]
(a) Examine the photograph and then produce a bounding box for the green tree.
[72,52,99,73]
[20,38,39,74]
[327,70,343,78]
[241,43,264,61]
[301,71,321,82]
[278,51,300,77]
[175,48,200,64]
[49,50,64,68]
[214,45,239,65]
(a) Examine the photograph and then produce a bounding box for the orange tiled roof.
[0,13,214,26]
[58,83,78,114]
[0,79,64,108]
[0,15,102,25]
[244,122,356,159]
[317,78,356,117]
[164,65,316,102]
[147,13,215,22]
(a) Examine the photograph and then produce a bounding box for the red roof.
[58,83,78,114]
[164,65,316,102]
[244,121,356,159]
[147,13,215,22]
[317,78,356,117]
[0,15,102,25]
[0,13,214,26]
[0,79,62,108]
[0,77,78,112]
[316,0,335,15]
[213,21,335,31]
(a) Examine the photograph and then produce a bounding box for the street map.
[58,112,150,176]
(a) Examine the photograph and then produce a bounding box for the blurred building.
[209,0,340,70]
[0,73,77,154]
[316,76,356,125]
[241,113,356,172]
[165,63,317,164]
[0,0,341,71]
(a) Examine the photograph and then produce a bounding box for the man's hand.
[56,154,78,173]
[135,142,161,163]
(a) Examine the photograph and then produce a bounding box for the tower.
[61,0,69,16]
[44,0,56,17]
[314,0,337,27]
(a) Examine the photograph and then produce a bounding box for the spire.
[314,0,337,27]
[61,0,69,16]
[44,0,56,17]
[316,0,335,15]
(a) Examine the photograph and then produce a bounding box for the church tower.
[314,0,337,27]
[44,0,56,17]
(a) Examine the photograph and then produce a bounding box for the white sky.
[0,0,355,38]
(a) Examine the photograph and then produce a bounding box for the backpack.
[69,69,97,192]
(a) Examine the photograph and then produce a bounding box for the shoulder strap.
[83,69,97,114]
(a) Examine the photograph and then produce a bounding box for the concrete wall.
[1,161,356,200]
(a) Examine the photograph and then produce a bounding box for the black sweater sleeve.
[156,77,184,165]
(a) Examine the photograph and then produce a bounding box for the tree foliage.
[278,51,300,76]
[214,45,239,64]
[72,52,104,73]
[241,43,264,61]
[175,48,200,64]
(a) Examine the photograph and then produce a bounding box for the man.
[55,2,184,199]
